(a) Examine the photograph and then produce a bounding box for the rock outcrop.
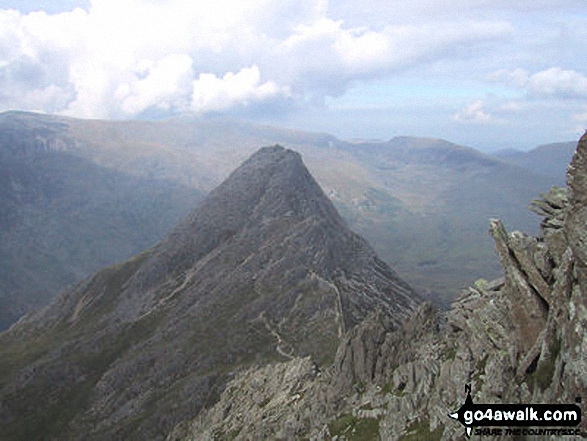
[171,134,587,440]
[0,146,418,441]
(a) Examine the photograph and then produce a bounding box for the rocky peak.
[112,144,418,330]
[128,145,345,293]
[171,135,587,440]
[0,145,418,441]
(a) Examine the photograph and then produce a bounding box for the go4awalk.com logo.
[448,385,583,438]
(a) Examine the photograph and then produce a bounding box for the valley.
[0,113,583,440]
[0,111,572,328]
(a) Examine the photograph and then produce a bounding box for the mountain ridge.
[168,135,587,441]
[492,140,576,184]
[0,115,203,329]
[0,145,419,440]
[0,110,569,327]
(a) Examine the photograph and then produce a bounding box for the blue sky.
[0,0,585,151]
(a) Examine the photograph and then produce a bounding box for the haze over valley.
[0,111,575,328]
[1,1,585,439]
[0,124,585,440]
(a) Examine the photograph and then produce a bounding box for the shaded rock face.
[120,146,416,332]
[0,113,203,330]
[173,135,587,440]
[0,146,418,441]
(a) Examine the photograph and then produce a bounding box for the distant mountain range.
[0,112,203,329]
[0,111,574,328]
[2,134,585,441]
[492,141,577,185]
[0,146,419,440]
[169,135,587,440]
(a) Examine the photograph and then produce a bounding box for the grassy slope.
[0,252,153,440]
[492,141,576,185]
[312,138,549,306]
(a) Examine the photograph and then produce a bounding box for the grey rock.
[172,135,587,440]
[0,145,419,441]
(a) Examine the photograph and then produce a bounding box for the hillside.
[0,112,203,329]
[0,146,418,440]
[169,136,587,441]
[332,136,550,305]
[493,141,576,185]
[0,111,567,326]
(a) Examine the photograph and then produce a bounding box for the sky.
[0,0,585,151]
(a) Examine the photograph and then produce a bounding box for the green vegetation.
[0,114,570,440]
[1,369,97,441]
[0,252,161,441]
[327,414,380,440]
[258,397,272,408]
[381,382,392,395]
[474,278,489,291]
[529,337,561,392]
[214,428,241,440]
[0,313,167,441]
[0,249,156,383]
[381,381,407,398]
[1,112,560,326]
[0,113,204,330]
[441,344,457,362]
[472,354,489,391]
[399,419,444,441]
[380,368,407,397]
[75,250,152,328]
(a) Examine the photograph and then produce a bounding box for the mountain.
[169,136,587,440]
[0,111,566,326]
[0,146,418,440]
[0,112,203,329]
[493,141,576,184]
[333,136,551,306]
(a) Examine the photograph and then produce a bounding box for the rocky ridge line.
[0,145,419,441]
[170,134,587,440]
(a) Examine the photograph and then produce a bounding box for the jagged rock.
[171,135,587,440]
[489,220,548,354]
[0,146,419,441]
[567,134,587,274]
[4,134,587,441]
[167,357,322,441]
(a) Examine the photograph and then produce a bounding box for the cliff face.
[0,111,565,329]
[171,135,587,440]
[0,146,418,441]
[0,112,203,330]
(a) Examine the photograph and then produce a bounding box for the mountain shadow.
[0,112,203,330]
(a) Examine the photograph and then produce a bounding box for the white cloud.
[528,68,587,98]
[490,67,587,99]
[276,18,511,97]
[0,1,311,117]
[500,101,523,112]
[115,54,194,116]
[191,66,290,113]
[572,108,587,134]
[0,0,529,120]
[488,68,529,86]
[454,100,497,124]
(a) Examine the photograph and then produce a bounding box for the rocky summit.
[4,135,586,441]
[168,135,587,440]
[0,146,418,440]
